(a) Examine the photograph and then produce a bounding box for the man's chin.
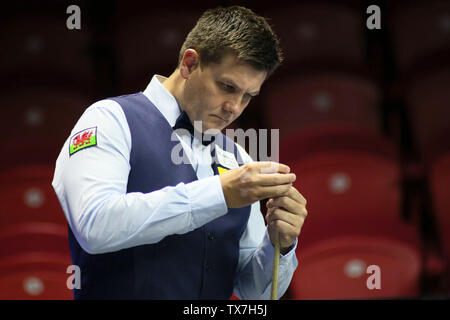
[203,125,224,134]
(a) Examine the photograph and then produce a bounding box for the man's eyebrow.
[223,78,260,96]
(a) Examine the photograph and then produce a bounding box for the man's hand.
[265,186,308,254]
[219,162,296,208]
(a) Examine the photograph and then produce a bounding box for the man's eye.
[220,82,235,92]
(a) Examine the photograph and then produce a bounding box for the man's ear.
[179,49,200,79]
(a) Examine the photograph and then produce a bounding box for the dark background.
[0,0,449,299]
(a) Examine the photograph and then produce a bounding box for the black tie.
[172,111,216,146]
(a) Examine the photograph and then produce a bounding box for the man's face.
[180,53,267,132]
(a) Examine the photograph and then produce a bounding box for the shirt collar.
[143,74,181,127]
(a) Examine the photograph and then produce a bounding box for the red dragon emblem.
[72,130,93,149]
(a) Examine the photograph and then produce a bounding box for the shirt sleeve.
[232,143,299,300]
[52,99,228,254]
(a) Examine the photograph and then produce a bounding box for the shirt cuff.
[259,229,298,277]
[186,175,228,228]
[281,238,298,257]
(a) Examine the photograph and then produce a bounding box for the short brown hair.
[178,6,283,75]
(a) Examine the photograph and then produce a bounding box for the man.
[52,6,308,299]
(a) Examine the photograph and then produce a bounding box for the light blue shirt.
[52,75,298,299]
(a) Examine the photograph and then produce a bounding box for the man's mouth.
[211,114,229,122]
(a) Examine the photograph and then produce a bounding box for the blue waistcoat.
[68,93,251,299]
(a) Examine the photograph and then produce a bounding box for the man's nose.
[222,98,241,115]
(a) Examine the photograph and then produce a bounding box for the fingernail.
[292,174,296,182]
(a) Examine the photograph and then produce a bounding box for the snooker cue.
[271,231,280,300]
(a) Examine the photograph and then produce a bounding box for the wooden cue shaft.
[271,231,280,300]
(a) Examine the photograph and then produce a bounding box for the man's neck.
[161,70,183,110]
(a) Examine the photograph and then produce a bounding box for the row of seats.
[280,125,422,299]
[1,65,448,167]
[2,123,448,299]
[1,67,449,301]
[0,162,72,298]
[2,2,449,87]
[0,87,91,169]
[0,222,72,299]
[387,0,450,73]
[1,0,449,299]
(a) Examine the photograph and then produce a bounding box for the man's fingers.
[257,183,292,200]
[220,161,299,208]
[258,173,296,186]
[267,218,299,248]
[267,187,307,210]
[272,187,306,206]
[251,161,290,174]
[266,207,304,229]
[285,186,307,206]
[267,195,303,216]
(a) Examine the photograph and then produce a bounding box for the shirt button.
[207,232,215,241]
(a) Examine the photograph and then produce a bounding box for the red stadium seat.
[0,254,73,300]
[405,67,450,154]
[264,73,380,139]
[0,222,69,258]
[290,236,421,299]
[115,10,202,91]
[261,3,365,66]
[405,68,450,289]
[389,1,450,72]
[281,125,422,299]
[0,87,91,168]
[0,223,72,299]
[0,87,89,139]
[429,148,450,280]
[0,165,67,228]
[0,14,93,86]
